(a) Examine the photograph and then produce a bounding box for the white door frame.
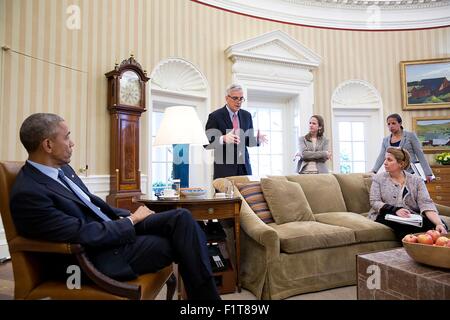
[331,80,384,173]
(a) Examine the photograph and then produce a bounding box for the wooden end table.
[137,195,242,297]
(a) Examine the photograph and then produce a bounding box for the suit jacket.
[296,135,329,173]
[10,162,138,279]
[371,130,433,176]
[205,106,259,179]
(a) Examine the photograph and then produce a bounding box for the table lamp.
[153,105,209,188]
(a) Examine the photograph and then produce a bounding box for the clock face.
[119,71,141,106]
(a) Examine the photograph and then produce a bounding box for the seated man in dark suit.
[10,113,220,300]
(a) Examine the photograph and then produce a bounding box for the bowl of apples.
[402,230,450,269]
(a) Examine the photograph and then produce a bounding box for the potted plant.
[435,152,450,165]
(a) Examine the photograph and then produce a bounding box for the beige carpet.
[155,285,357,300]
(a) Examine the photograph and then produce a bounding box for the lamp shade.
[153,106,209,146]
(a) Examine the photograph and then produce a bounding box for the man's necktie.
[232,113,239,130]
[57,169,112,222]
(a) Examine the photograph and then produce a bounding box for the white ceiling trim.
[195,0,450,30]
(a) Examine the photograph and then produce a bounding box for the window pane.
[251,157,259,176]
[153,146,167,161]
[152,112,164,136]
[271,132,283,154]
[259,155,271,176]
[351,122,365,141]
[166,163,173,181]
[353,142,365,161]
[167,146,173,162]
[258,109,271,130]
[271,110,282,130]
[340,162,352,174]
[259,133,271,154]
[152,163,167,186]
[272,155,283,175]
[353,162,366,173]
[339,142,353,160]
[339,122,351,141]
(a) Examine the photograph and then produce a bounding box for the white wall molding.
[196,0,450,30]
[151,58,208,97]
[331,79,383,109]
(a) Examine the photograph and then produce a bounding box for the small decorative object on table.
[435,152,450,165]
[180,187,207,198]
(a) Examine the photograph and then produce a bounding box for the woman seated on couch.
[368,147,447,240]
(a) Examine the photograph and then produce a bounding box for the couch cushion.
[236,182,274,224]
[315,212,397,243]
[333,173,371,214]
[270,221,356,253]
[286,174,347,213]
[260,178,315,224]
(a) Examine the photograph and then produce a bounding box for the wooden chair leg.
[166,274,177,300]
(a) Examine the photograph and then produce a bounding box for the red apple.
[402,234,418,243]
[435,236,449,246]
[446,240,450,248]
[417,233,433,245]
[426,230,441,243]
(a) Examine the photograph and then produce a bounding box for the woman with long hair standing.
[371,113,433,182]
[296,115,331,174]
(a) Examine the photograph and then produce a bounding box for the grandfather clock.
[105,55,150,211]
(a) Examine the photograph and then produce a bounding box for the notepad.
[385,214,423,227]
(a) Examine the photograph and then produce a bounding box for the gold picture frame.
[400,58,450,110]
[412,116,450,153]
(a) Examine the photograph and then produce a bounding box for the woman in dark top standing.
[371,113,433,182]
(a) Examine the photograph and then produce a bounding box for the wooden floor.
[0,260,13,300]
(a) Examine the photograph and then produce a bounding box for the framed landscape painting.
[412,116,450,153]
[400,58,450,110]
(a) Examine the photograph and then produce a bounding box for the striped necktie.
[58,169,111,222]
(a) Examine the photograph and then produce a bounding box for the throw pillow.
[236,182,274,224]
[260,178,315,224]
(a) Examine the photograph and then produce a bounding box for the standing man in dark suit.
[205,84,267,179]
[10,113,220,300]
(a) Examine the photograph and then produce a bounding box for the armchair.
[0,161,176,300]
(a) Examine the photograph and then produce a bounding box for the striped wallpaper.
[1,0,449,174]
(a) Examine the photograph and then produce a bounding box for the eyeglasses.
[227,95,246,102]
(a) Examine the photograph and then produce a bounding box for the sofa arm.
[436,203,450,217]
[239,199,280,260]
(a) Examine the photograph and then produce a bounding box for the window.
[337,121,367,173]
[151,110,173,194]
[247,106,284,176]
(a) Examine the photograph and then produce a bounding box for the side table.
[137,195,242,297]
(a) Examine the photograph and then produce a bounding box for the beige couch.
[213,173,450,300]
